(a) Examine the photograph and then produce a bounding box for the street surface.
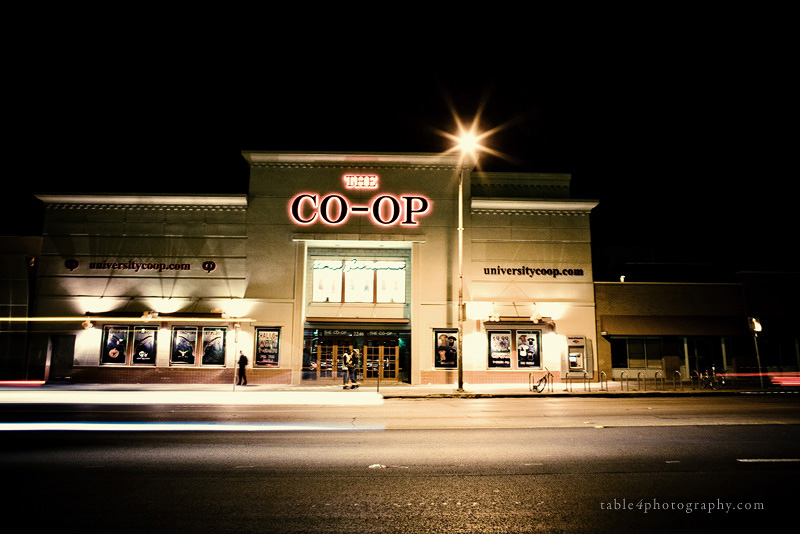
[1,395,798,532]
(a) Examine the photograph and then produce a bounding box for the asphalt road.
[1,396,798,532]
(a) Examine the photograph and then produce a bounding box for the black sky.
[4,20,796,281]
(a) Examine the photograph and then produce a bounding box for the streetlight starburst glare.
[437,117,507,168]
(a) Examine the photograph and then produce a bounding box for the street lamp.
[451,125,488,392]
[748,317,764,389]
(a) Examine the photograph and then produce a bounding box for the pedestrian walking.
[237,351,248,385]
[343,349,360,389]
[342,349,360,389]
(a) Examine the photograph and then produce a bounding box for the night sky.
[5,25,795,282]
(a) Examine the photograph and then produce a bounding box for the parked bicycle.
[531,367,551,393]
[699,365,725,390]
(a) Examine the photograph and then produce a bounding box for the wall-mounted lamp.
[530,302,542,324]
[81,320,94,330]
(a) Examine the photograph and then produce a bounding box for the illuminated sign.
[289,174,431,227]
[343,174,379,189]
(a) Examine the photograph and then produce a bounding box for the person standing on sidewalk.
[342,350,352,389]
[349,349,360,389]
[237,351,248,386]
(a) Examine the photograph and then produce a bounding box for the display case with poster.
[131,326,157,365]
[101,326,129,364]
[171,327,197,365]
[201,327,226,366]
[433,329,458,368]
[516,330,541,368]
[255,327,280,367]
[488,330,512,368]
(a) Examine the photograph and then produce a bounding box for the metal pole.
[456,167,464,392]
[233,324,239,392]
[753,332,764,389]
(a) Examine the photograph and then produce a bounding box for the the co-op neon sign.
[289,193,431,226]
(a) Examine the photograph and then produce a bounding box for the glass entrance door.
[316,340,352,381]
[364,338,398,381]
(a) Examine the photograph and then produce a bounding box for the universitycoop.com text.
[600,498,765,514]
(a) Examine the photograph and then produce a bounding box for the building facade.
[22,152,599,385]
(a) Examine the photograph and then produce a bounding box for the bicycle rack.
[637,371,646,391]
[529,370,554,392]
[654,371,664,390]
[690,370,700,390]
[599,371,608,391]
[673,370,683,391]
[583,371,591,392]
[564,372,573,392]
[620,370,629,391]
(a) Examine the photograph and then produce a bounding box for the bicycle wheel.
[534,376,547,393]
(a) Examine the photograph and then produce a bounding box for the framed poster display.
[201,327,226,366]
[516,330,541,368]
[171,327,197,365]
[131,326,157,365]
[255,327,280,367]
[433,329,458,368]
[488,330,512,368]
[101,326,129,364]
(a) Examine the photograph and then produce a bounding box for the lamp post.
[748,317,764,389]
[456,164,465,391]
[453,132,480,392]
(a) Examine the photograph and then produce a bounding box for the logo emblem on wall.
[65,259,80,271]
[202,260,217,273]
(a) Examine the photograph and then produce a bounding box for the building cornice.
[35,194,248,211]
[471,198,598,215]
[241,151,466,170]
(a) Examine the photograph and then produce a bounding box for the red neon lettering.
[343,174,379,189]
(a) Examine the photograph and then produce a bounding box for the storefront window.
[610,337,664,368]
[101,325,157,366]
[344,262,374,302]
[312,259,407,304]
[312,260,343,302]
[375,261,406,303]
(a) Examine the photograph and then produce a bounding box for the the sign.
[289,173,432,227]
[343,174,379,189]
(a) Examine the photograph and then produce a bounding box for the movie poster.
[201,327,226,366]
[434,329,458,368]
[255,328,280,367]
[131,327,157,365]
[516,330,541,368]
[101,326,129,364]
[171,327,197,365]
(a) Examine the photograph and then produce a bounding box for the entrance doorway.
[304,336,400,383]
[315,340,352,381]
[364,338,397,381]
